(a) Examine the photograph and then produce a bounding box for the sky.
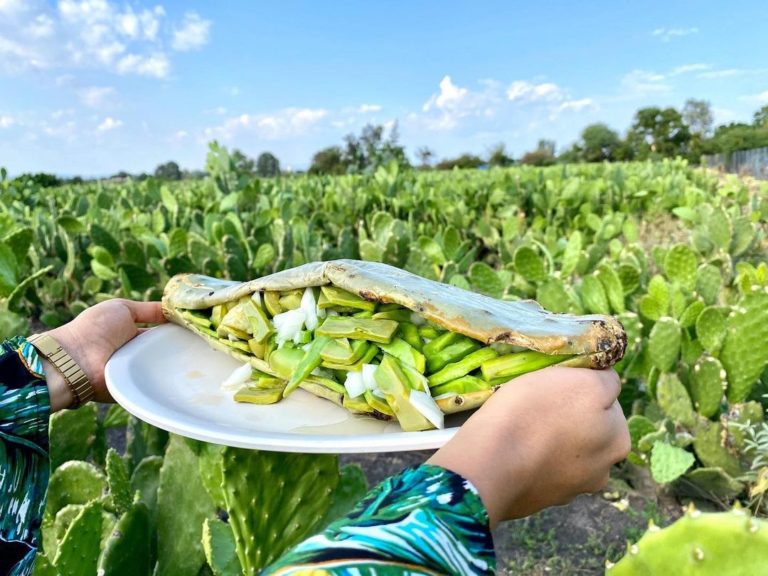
[0,1,767,177]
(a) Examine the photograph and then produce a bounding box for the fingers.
[122,300,167,325]
[592,368,621,409]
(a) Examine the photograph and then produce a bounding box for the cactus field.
[1,152,767,573]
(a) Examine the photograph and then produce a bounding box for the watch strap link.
[27,333,94,408]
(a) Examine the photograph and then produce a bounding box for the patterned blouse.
[0,336,495,575]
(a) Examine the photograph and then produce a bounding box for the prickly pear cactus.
[48,403,98,469]
[45,461,106,519]
[648,318,681,373]
[53,500,103,576]
[202,518,240,576]
[513,245,547,283]
[720,292,768,403]
[97,502,151,576]
[692,420,744,478]
[656,374,696,428]
[155,436,216,576]
[664,244,697,291]
[221,447,340,573]
[607,506,768,575]
[690,357,725,419]
[596,263,625,314]
[581,274,611,315]
[105,447,132,516]
[695,306,726,355]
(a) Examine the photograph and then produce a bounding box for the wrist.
[30,329,95,410]
[42,357,75,412]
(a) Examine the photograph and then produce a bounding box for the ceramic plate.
[105,323,468,453]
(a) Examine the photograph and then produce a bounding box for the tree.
[256,152,281,177]
[416,146,435,168]
[626,107,691,159]
[231,149,255,174]
[154,161,182,181]
[580,123,621,162]
[682,99,714,137]
[753,105,768,128]
[435,153,484,170]
[308,146,346,175]
[342,123,409,173]
[709,122,768,155]
[487,143,514,167]
[521,140,556,166]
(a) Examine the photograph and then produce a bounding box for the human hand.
[427,366,630,528]
[43,299,167,411]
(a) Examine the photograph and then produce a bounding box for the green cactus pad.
[721,292,768,403]
[198,443,227,509]
[48,403,98,470]
[560,230,582,277]
[628,415,658,452]
[580,274,610,314]
[608,507,768,575]
[708,206,733,250]
[724,401,765,453]
[695,306,727,355]
[696,264,722,306]
[682,467,745,500]
[129,455,163,521]
[97,503,151,576]
[32,554,56,576]
[156,435,216,576]
[678,299,705,329]
[663,244,697,291]
[318,463,368,531]
[221,447,339,573]
[680,332,704,366]
[535,278,573,313]
[656,374,695,428]
[692,419,744,478]
[617,263,641,295]
[105,448,132,516]
[648,318,681,373]
[46,461,107,519]
[691,357,725,419]
[468,261,505,297]
[53,500,103,576]
[596,263,625,313]
[513,245,547,283]
[202,518,241,576]
[650,441,695,484]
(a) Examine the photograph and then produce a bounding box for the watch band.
[27,333,94,408]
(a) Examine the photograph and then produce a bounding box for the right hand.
[427,366,630,528]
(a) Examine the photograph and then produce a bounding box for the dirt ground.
[341,450,680,575]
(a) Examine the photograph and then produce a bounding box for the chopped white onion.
[273,308,306,347]
[372,389,386,399]
[251,291,262,306]
[227,333,239,342]
[410,312,426,325]
[344,372,366,398]
[432,392,456,400]
[361,364,378,391]
[303,343,312,352]
[409,390,445,429]
[221,362,252,390]
[326,309,339,316]
[301,288,319,331]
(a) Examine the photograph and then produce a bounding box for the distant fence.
[703,147,768,180]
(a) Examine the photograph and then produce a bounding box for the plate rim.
[105,324,460,453]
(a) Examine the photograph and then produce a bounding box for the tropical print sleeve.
[263,463,496,575]
[0,336,51,576]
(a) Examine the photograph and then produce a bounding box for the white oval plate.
[105,324,468,453]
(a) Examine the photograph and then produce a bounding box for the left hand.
[43,299,167,410]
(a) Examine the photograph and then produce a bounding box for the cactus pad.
[695,306,726,355]
[664,244,697,291]
[97,503,151,576]
[696,264,722,306]
[580,274,610,314]
[679,299,705,329]
[692,419,744,478]
[596,263,625,313]
[221,447,339,573]
[648,318,681,373]
[691,357,725,419]
[617,263,641,295]
[46,461,106,519]
[53,500,103,576]
[156,435,215,576]
[650,441,695,484]
[628,415,658,452]
[105,448,132,516]
[608,507,768,575]
[48,403,98,470]
[129,455,163,520]
[683,467,745,500]
[202,518,241,576]
[656,374,696,428]
[513,245,547,283]
[720,292,768,403]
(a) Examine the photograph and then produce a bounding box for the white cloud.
[0,2,207,78]
[172,12,210,51]
[0,114,14,128]
[96,116,122,132]
[669,63,709,76]
[507,81,564,103]
[621,69,670,94]
[549,98,596,120]
[652,27,699,42]
[741,90,768,105]
[115,53,169,78]
[358,104,382,113]
[79,85,116,107]
[205,107,329,140]
[422,75,499,130]
[697,67,768,80]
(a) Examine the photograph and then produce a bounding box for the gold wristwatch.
[27,333,94,408]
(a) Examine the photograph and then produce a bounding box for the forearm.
[263,464,496,575]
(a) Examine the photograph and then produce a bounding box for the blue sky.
[0,0,766,176]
